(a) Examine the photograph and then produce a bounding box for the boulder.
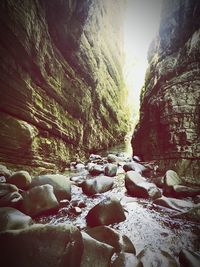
[170,185,200,198]
[30,174,71,201]
[173,204,200,222]
[86,226,135,253]
[21,184,59,217]
[153,196,194,212]
[163,170,182,195]
[80,232,114,267]
[82,176,114,195]
[0,224,83,267]
[107,154,119,163]
[89,154,102,161]
[0,207,32,232]
[0,183,22,208]
[179,249,200,267]
[86,196,126,227]
[123,162,147,175]
[137,248,178,267]
[104,163,118,177]
[88,164,105,175]
[125,171,161,199]
[7,171,32,190]
[111,252,143,267]
[0,164,12,178]
[194,195,200,204]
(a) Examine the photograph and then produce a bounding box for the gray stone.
[104,163,118,177]
[7,171,32,190]
[0,224,83,267]
[171,185,200,198]
[107,154,119,163]
[80,232,114,267]
[21,184,59,217]
[125,171,161,199]
[0,164,12,178]
[86,196,126,227]
[82,176,114,195]
[88,164,105,175]
[86,226,135,253]
[123,162,147,175]
[0,207,32,232]
[153,196,195,212]
[0,183,22,208]
[31,174,71,201]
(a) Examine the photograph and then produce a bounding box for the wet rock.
[86,226,135,253]
[0,207,32,232]
[75,163,85,170]
[80,232,114,267]
[173,204,200,222]
[104,163,118,177]
[153,196,194,212]
[170,185,200,198]
[111,252,143,267]
[21,184,59,217]
[107,154,119,163]
[89,154,102,161]
[82,176,114,196]
[88,164,105,175]
[137,248,178,267]
[123,162,147,175]
[179,249,200,267]
[30,174,71,201]
[70,199,86,208]
[70,175,85,186]
[70,206,82,215]
[0,224,83,267]
[0,164,12,178]
[163,170,182,195]
[7,171,32,190]
[125,171,161,199]
[0,183,22,208]
[133,156,141,162]
[86,196,126,227]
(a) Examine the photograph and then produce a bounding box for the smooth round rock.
[0,164,12,178]
[86,226,135,253]
[7,171,32,190]
[0,224,83,267]
[104,163,118,177]
[80,232,114,267]
[21,184,59,217]
[86,197,126,227]
[125,171,161,199]
[82,176,114,195]
[30,174,71,201]
[0,207,32,232]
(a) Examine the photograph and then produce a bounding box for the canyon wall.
[0,0,129,172]
[132,0,200,184]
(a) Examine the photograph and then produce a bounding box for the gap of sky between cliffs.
[123,0,162,128]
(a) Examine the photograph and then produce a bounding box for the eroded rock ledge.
[132,0,200,184]
[0,0,129,172]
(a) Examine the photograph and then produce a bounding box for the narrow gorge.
[0,1,200,267]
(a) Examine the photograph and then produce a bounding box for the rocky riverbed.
[0,145,200,266]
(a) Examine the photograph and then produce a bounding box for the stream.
[35,142,200,260]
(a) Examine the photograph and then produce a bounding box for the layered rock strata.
[0,0,129,172]
[132,0,200,184]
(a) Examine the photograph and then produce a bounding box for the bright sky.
[123,0,162,120]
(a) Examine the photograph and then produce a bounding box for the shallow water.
[35,142,200,259]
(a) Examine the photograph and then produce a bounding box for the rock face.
[132,0,200,184]
[0,0,129,172]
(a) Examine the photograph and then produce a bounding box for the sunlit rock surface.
[0,0,129,172]
[132,0,200,184]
